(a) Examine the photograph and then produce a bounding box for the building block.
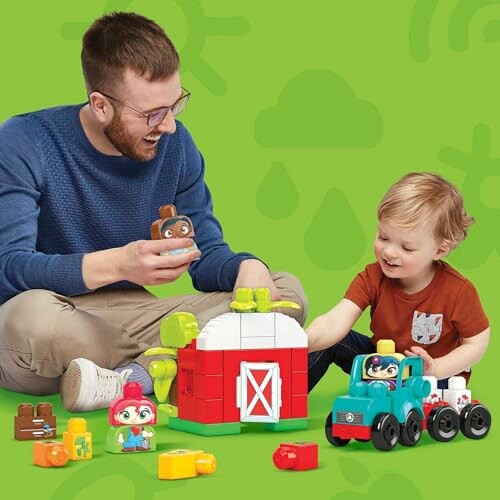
[107,382,157,453]
[193,350,224,375]
[423,376,443,404]
[109,382,157,426]
[158,449,216,480]
[177,394,196,421]
[14,403,56,440]
[273,442,318,471]
[168,417,241,436]
[177,347,197,370]
[237,362,281,423]
[158,312,199,349]
[241,313,275,337]
[274,314,308,348]
[291,371,308,395]
[240,336,275,349]
[196,313,241,350]
[33,441,70,467]
[265,418,308,432]
[193,373,223,399]
[291,394,308,418]
[106,425,156,453]
[222,348,292,424]
[231,287,300,313]
[291,347,308,371]
[150,204,197,255]
[442,376,471,413]
[63,418,92,460]
[194,398,224,424]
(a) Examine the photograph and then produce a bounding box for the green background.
[1,0,498,498]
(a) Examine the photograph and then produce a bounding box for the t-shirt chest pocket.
[411,311,443,345]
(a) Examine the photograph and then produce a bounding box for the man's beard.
[104,112,157,162]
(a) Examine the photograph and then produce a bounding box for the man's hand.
[233,259,280,300]
[82,238,201,289]
[404,346,436,376]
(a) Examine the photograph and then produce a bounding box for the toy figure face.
[159,217,194,239]
[115,405,155,425]
[364,355,400,380]
[367,362,399,378]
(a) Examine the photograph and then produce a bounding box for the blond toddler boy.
[307,173,490,391]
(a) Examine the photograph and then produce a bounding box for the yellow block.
[158,449,216,480]
[62,418,92,460]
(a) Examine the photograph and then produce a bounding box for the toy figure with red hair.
[106,382,157,453]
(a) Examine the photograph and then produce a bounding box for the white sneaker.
[60,358,133,412]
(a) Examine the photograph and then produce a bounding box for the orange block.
[33,441,69,467]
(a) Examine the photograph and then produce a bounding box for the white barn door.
[236,362,281,423]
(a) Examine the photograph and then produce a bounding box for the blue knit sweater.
[0,104,256,304]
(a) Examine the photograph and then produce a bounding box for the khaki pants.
[0,273,307,395]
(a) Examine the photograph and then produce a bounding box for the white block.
[448,376,466,390]
[241,336,275,349]
[196,313,241,350]
[274,313,307,348]
[443,387,471,414]
[241,313,275,337]
[423,376,442,404]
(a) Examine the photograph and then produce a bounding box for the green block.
[160,312,199,348]
[168,417,241,436]
[106,425,157,453]
[264,418,308,432]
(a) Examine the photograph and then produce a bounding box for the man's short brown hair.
[81,11,179,95]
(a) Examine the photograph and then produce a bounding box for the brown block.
[14,403,56,440]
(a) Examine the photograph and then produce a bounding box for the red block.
[273,442,318,471]
[178,348,196,370]
[332,423,371,440]
[291,394,307,418]
[291,348,308,371]
[196,350,224,375]
[195,399,224,424]
[291,371,308,395]
[194,374,223,399]
[178,394,196,421]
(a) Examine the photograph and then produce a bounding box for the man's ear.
[88,92,113,124]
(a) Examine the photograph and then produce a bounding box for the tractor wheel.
[324,411,350,447]
[371,413,400,451]
[460,403,491,440]
[427,406,460,442]
[399,409,423,446]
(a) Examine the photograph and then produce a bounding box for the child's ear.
[434,242,450,261]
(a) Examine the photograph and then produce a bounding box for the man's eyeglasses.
[98,88,190,128]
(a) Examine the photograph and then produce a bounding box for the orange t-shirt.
[345,261,489,382]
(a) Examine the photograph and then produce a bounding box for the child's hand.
[404,346,436,376]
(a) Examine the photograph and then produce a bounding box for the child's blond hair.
[377,173,474,250]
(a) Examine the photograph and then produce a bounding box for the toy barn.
[167,310,308,436]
